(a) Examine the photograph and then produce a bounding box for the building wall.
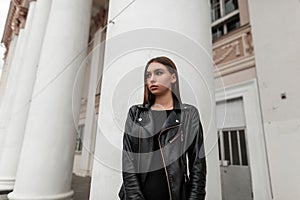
[212,11,272,197]
[248,1,300,199]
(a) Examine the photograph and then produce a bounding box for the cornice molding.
[1,0,29,59]
[11,6,28,35]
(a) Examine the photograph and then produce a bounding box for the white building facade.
[0,0,299,200]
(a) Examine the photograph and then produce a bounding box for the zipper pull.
[181,132,183,142]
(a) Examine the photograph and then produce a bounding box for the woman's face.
[146,62,176,96]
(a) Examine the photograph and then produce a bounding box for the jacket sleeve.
[122,106,145,200]
[186,107,207,200]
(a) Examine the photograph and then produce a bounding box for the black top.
[143,109,172,200]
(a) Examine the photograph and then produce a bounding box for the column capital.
[11,6,28,35]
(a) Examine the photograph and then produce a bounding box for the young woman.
[119,56,206,200]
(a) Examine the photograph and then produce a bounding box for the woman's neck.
[151,92,173,110]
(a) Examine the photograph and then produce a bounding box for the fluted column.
[90,0,221,200]
[0,0,52,191]
[0,2,35,192]
[8,0,92,199]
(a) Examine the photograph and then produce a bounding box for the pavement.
[0,174,91,200]
[72,174,91,200]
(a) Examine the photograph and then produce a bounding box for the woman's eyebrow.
[154,68,164,72]
[146,68,164,73]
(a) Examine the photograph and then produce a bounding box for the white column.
[0,2,37,191]
[0,0,52,191]
[90,0,221,200]
[7,0,92,199]
[79,29,104,176]
[0,34,24,157]
[0,35,18,103]
[0,36,17,159]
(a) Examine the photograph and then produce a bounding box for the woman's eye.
[146,73,151,78]
[155,71,163,75]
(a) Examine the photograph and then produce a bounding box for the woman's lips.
[150,85,158,90]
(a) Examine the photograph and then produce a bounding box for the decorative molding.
[1,3,16,58]
[213,25,254,77]
[1,0,28,58]
[214,56,255,78]
[11,6,28,35]
[214,40,241,64]
[89,6,108,42]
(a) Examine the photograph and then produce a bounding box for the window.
[75,124,85,153]
[211,0,240,40]
[218,128,249,166]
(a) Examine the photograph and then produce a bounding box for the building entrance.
[216,98,253,200]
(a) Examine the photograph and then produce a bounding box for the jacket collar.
[137,96,182,134]
[140,95,183,111]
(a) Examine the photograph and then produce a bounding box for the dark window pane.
[76,125,85,152]
[223,131,230,162]
[218,134,221,160]
[231,131,240,165]
[225,0,239,15]
[211,0,221,21]
[226,15,240,32]
[212,26,224,40]
[239,130,248,166]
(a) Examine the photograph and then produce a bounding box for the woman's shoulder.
[129,104,144,109]
[181,103,201,118]
[127,104,146,113]
[181,103,198,111]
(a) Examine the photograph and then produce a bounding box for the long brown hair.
[143,56,182,106]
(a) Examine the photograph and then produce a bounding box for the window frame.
[75,124,85,153]
[211,0,240,40]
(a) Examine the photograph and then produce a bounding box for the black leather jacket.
[119,100,206,200]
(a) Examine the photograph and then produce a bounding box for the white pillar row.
[8,0,92,199]
[0,2,37,191]
[0,0,52,192]
[90,0,221,200]
[79,28,105,176]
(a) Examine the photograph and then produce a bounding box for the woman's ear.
[171,73,177,83]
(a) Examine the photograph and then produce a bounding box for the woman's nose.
[149,75,156,82]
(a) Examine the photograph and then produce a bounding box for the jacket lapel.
[160,110,181,131]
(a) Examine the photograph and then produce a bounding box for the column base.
[0,177,15,191]
[8,190,74,200]
[0,190,12,200]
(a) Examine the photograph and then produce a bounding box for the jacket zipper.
[169,131,183,143]
[138,126,141,173]
[158,124,180,200]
